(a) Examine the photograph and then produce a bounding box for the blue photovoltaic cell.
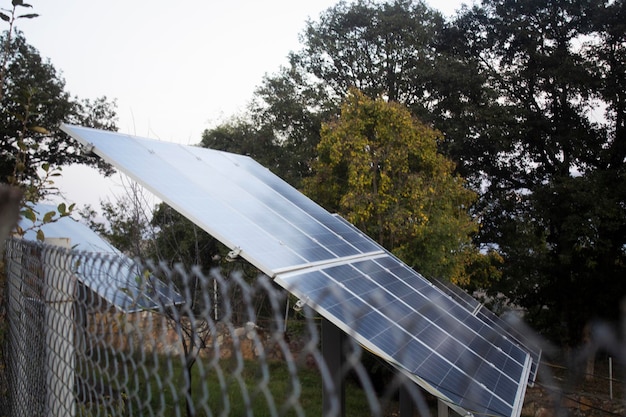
[276,255,529,417]
[62,125,382,275]
[61,124,531,417]
[431,278,542,384]
[333,213,541,384]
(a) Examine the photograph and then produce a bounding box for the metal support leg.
[399,383,414,417]
[322,318,345,417]
[438,398,450,417]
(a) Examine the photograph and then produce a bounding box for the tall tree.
[305,90,479,283]
[206,0,502,284]
[200,0,624,344]
[448,0,626,344]
[200,115,283,179]
[295,0,444,112]
[245,0,448,187]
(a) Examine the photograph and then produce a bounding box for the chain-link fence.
[2,237,625,417]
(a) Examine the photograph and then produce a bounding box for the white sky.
[15,0,466,211]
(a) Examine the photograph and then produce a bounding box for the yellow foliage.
[304,89,480,283]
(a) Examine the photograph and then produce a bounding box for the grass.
[76,350,405,417]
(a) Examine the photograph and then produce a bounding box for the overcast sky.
[15,0,467,210]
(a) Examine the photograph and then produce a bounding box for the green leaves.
[305,89,478,284]
[444,0,626,344]
[16,203,75,241]
[21,207,36,222]
[1,29,117,208]
[11,0,38,17]
[57,202,75,216]
[42,210,55,223]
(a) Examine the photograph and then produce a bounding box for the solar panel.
[431,278,542,384]
[332,213,542,385]
[65,126,382,275]
[61,124,532,417]
[19,203,184,312]
[276,254,530,417]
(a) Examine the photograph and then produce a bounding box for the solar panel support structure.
[399,381,414,417]
[322,318,346,417]
[323,319,450,417]
[438,398,450,417]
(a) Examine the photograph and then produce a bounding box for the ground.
[522,360,625,417]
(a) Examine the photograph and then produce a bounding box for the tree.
[201,0,625,345]
[305,90,479,284]
[294,0,445,112]
[205,0,502,284]
[239,0,449,188]
[80,184,225,417]
[80,180,155,258]
[200,115,283,179]
[0,0,38,103]
[1,31,116,202]
[447,0,626,345]
[148,202,222,271]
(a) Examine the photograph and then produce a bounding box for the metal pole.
[214,278,219,321]
[322,318,345,417]
[44,238,76,417]
[438,398,450,417]
[609,357,613,400]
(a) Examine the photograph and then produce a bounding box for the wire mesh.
[2,237,626,417]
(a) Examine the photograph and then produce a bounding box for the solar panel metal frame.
[61,124,532,417]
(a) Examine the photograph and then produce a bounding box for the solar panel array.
[19,203,184,312]
[61,124,533,417]
[430,278,542,384]
[332,214,542,385]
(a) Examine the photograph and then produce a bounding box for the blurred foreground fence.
[2,237,626,417]
[3,238,433,417]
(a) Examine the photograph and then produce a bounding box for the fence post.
[43,238,76,417]
[6,239,32,417]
